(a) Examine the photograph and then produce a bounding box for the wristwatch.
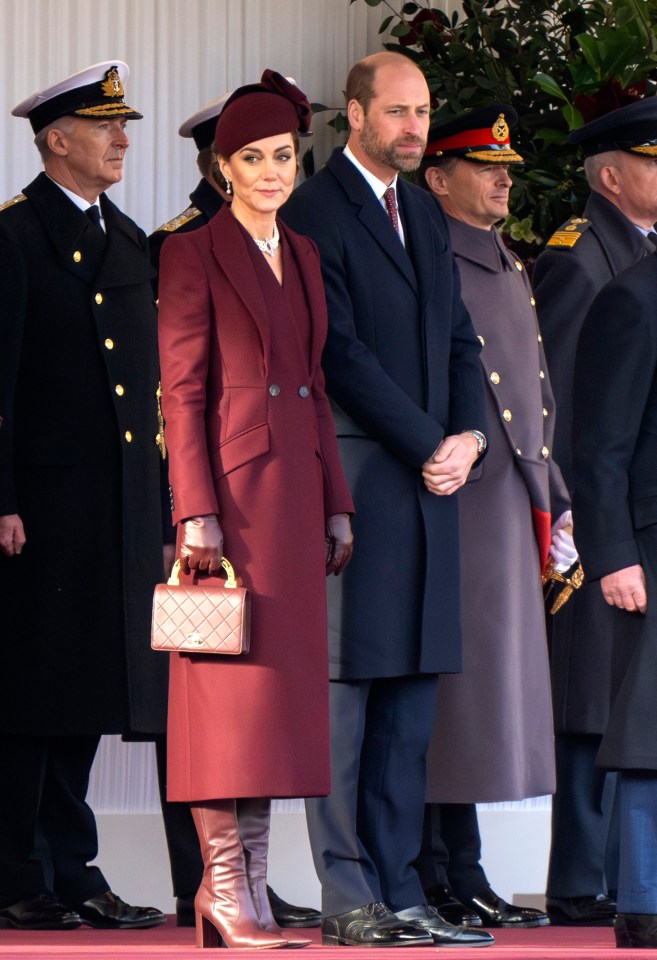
[462,429,487,455]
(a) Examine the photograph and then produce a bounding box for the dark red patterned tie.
[383,186,400,235]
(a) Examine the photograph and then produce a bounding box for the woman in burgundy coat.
[158,72,354,949]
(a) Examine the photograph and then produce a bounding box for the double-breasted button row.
[514,446,549,459]
[269,384,310,398]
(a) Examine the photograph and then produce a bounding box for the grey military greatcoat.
[426,218,569,802]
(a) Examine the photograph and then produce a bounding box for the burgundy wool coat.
[158,205,353,802]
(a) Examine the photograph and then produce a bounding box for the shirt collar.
[46,175,100,214]
[343,144,399,202]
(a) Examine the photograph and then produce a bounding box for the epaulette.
[154,205,202,233]
[0,193,27,213]
[545,217,592,249]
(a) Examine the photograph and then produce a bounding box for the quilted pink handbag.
[151,557,250,655]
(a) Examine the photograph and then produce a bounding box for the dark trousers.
[416,802,489,898]
[306,675,438,917]
[155,736,203,897]
[618,771,657,913]
[547,732,619,897]
[0,734,108,907]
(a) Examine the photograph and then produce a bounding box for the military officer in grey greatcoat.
[149,92,321,932]
[415,104,573,929]
[0,61,167,931]
[533,97,657,926]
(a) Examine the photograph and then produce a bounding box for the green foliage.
[344,0,657,252]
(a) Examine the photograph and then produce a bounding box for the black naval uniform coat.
[149,178,224,297]
[0,172,167,737]
[573,251,657,770]
[533,190,654,735]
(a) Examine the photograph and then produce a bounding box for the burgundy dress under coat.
[158,205,353,802]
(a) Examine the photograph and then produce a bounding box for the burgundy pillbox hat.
[214,69,311,158]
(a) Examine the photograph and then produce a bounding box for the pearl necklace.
[252,221,279,257]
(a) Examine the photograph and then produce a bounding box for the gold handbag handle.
[168,556,238,588]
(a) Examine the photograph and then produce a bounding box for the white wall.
[0,0,390,230]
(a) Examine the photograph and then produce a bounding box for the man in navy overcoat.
[282,51,490,949]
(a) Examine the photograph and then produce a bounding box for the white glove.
[550,510,578,573]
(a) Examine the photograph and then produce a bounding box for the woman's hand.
[325,514,353,576]
[179,515,224,575]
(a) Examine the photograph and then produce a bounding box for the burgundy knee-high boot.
[238,798,311,948]
[190,800,288,949]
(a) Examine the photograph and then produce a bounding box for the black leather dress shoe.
[73,890,165,929]
[396,904,494,946]
[0,892,82,930]
[176,894,195,927]
[615,912,657,947]
[464,888,550,928]
[546,894,616,926]
[425,884,483,926]
[321,901,433,946]
[267,885,321,928]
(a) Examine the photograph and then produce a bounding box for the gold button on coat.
[268,384,281,397]
[516,447,522,455]
[537,333,543,342]
[73,251,82,263]
[104,338,114,350]
[515,261,523,271]
[95,292,103,305]
[543,407,548,417]
[115,384,124,396]
[539,369,545,379]
[478,335,485,346]
[542,446,549,459]
[124,431,133,442]
[490,372,500,385]
[503,409,512,422]
[530,296,536,306]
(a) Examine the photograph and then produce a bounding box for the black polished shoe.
[546,894,616,926]
[464,888,550,928]
[175,894,195,927]
[73,890,165,929]
[267,885,321,928]
[0,892,82,930]
[397,903,494,946]
[321,901,434,946]
[615,912,657,948]
[425,884,483,926]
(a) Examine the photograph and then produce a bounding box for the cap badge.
[101,67,124,100]
[492,113,509,143]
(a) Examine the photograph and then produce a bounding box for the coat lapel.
[96,194,155,288]
[398,179,437,310]
[23,173,107,283]
[207,204,271,358]
[327,149,417,292]
[280,220,327,371]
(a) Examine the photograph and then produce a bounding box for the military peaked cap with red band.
[425,103,523,164]
[567,96,657,158]
[12,61,142,133]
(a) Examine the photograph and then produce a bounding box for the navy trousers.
[305,675,438,917]
[547,732,619,898]
[0,734,108,907]
[618,771,657,913]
